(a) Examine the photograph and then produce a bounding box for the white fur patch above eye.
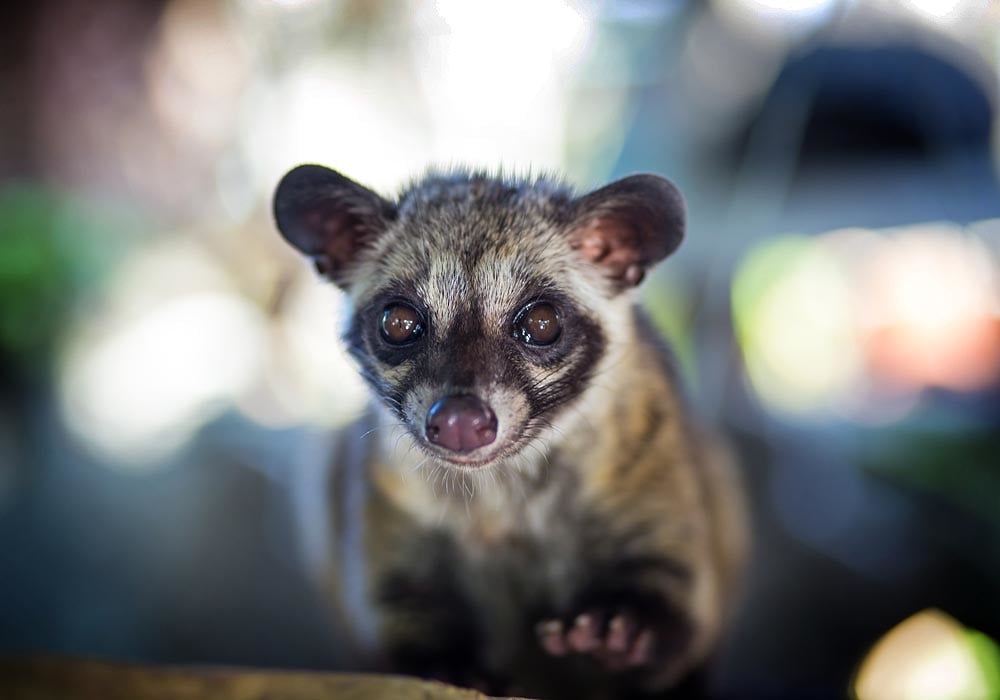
[474,255,534,331]
[417,256,469,337]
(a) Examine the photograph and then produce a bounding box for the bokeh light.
[854,609,1000,700]
[58,240,269,467]
[733,223,1000,421]
[862,226,1000,393]
[733,235,863,416]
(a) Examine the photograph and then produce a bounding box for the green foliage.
[643,273,696,387]
[864,427,1000,531]
[0,184,129,377]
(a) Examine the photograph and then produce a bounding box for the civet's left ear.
[567,174,686,290]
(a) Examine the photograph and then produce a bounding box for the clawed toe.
[535,609,656,671]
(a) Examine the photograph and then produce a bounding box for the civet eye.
[381,303,424,345]
[514,302,561,346]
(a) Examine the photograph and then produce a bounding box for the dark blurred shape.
[789,45,992,158]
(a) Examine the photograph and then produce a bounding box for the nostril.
[425,395,498,454]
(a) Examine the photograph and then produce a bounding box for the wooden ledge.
[0,657,525,700]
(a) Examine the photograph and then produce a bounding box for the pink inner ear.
[301,206,366,277]
[323,214,357,265]
[571,217,646,287]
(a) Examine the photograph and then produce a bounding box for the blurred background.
[1,0,999,698]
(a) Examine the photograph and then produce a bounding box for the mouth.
[417,430,542,470]
[420,443,510,468]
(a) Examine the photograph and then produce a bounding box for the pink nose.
[425,395,498,453]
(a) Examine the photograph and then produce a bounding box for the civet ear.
[568,174,686,291]
[273,164,397,287]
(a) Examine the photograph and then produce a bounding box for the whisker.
[408,456,431,473]
[359,422,407,441]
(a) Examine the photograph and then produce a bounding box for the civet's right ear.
[273,164,397,287]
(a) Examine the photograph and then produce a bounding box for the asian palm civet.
[272,164,748,699]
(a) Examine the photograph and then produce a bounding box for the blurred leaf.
[863,428,1000,531]
[0,183,138,377]
[643,273,696,386]
[967,629,1000,699]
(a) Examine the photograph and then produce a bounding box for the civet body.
[273,165,747,698]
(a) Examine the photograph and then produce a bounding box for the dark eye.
[514,302,561,346]
[381,303,424,345]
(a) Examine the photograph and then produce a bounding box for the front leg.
[371,534,507,694]
[525,392,741,695]
[376,571,477,678]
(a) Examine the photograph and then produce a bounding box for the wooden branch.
[0,657,524,700]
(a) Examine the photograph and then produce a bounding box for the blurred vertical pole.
[0,4,40,181]
[700,79,816,427]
